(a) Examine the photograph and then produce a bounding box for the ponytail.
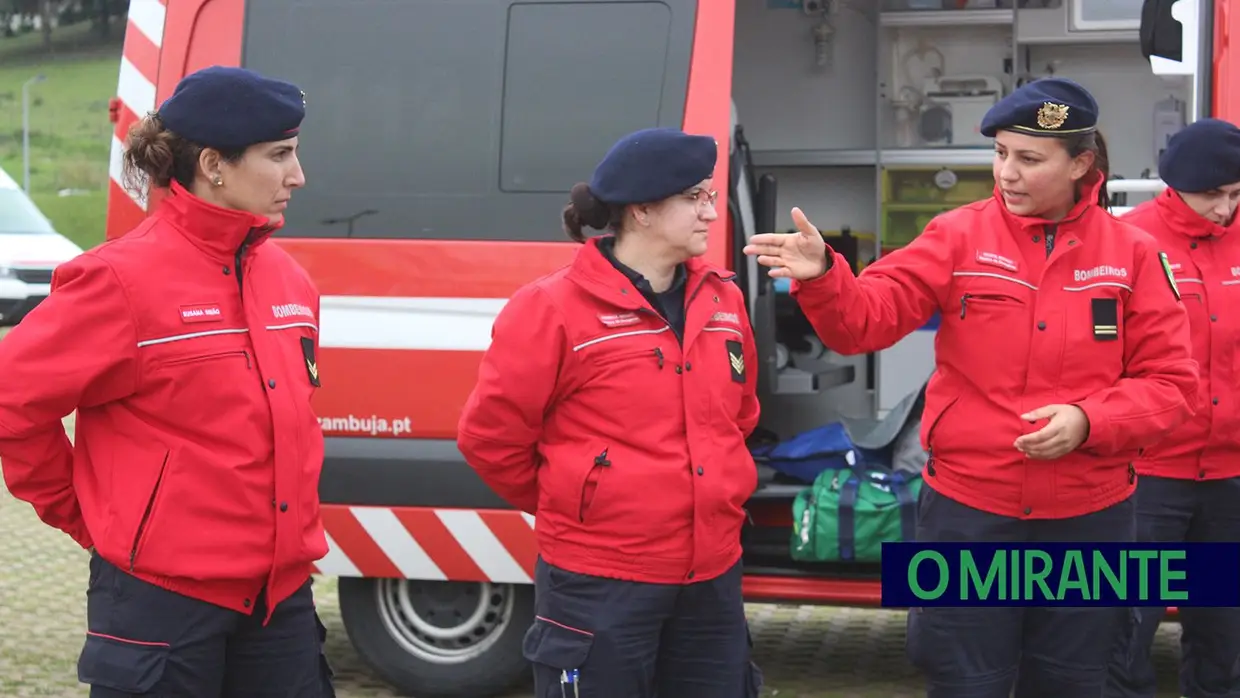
[562,182,621,243]
[1065,129,1110,208]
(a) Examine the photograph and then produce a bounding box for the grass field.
[0,22,124,252]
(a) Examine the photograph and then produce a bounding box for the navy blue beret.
[589,127,718,205]
[157,66,305,151]
[980,77,1098,138]
[1158,118,1240,193]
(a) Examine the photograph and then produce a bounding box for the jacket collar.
[567,235,726,309]
[1155,187,1235,239]
[156,181,282,262]
[992,171,1105,234]
[596,235,687,298]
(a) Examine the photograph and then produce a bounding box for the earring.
[212,176,223,187]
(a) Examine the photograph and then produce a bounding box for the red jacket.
[0,182,327,620]
[792,180,1198,519]
[1123,189,1240,481]
[457,237,761,584]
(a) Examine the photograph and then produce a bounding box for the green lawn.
[0,22,124,252]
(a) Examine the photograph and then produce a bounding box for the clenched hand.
[743,207,830,280]
[1013,404,1091,460]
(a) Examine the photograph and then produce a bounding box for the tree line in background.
[2,0,130,45]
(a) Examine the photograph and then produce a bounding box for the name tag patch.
[180,304,222,323]
[976,251,1019,273]
[726,339,745,383]
[1092,298,1119,341]
[598,312,641,328]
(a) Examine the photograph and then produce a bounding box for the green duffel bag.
[790,466,922,563]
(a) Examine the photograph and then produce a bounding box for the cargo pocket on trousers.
[905,607,934,671]
[77,632,170,692]
[1118,607,1143,666]
[744,624,765,697]
[523,616,594,684]
[315,613,337,697]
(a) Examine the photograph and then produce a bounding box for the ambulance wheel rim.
[375,579,515,664]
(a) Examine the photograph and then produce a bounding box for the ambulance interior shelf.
[738,383,931,578]
[880,165,1154,250]
[881,165,994,248]
[732,121,858,399]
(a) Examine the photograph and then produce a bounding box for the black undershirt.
[598,237,687,342]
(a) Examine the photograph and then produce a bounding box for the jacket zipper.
[579,448,611,523]
[922,398,958,478]
[630,269,733,361]
[687,270,731,305]
[1043,223,1058,259]
[959,293,1016,319]
[636,269,731,321]
[130,452,170,571]
[235,229,257,299]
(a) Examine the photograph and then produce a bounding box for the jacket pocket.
[522,615,594,672]
[590,346,662,368]
[147,347,263,449]
[77,631,170,692]
[578,446,612,523]
[958,292,1023,319]
[922,393,960,478]
[160,349,251,369]
[129,450,170,572]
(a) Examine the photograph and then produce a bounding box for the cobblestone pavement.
[0,410,1184,697]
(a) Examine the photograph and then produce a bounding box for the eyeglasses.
[683,189,719,207]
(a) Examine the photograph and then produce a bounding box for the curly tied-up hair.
[562,183,625,243]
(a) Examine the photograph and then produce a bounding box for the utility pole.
[22,74,47,195]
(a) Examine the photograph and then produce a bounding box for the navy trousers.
[523,557,763,698]
[77,553,335,698]
[1106,475,1240,698]
[906,486,1136,698]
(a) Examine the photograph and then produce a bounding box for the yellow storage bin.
[881,206,951,248]
[884,166,995,205]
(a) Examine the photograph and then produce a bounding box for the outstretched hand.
[743,207,830,280]
[1013,404,1091,460]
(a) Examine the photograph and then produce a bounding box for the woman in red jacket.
[1105,118,1240,698]
[745,78,1197,698]
[0,66,334,696]
[457,127,763,698]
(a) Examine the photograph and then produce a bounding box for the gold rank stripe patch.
[730,352,744,374]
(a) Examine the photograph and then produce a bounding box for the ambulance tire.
[337,576,535,698]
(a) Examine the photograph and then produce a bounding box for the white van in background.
[0,166,84,326]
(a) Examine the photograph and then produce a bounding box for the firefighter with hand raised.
[458,127,764,698]
[0,66,335,697]
[1105,118,1240,698]
[744,77,1198,698]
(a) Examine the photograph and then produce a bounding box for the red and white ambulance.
[105,1,1231,695]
